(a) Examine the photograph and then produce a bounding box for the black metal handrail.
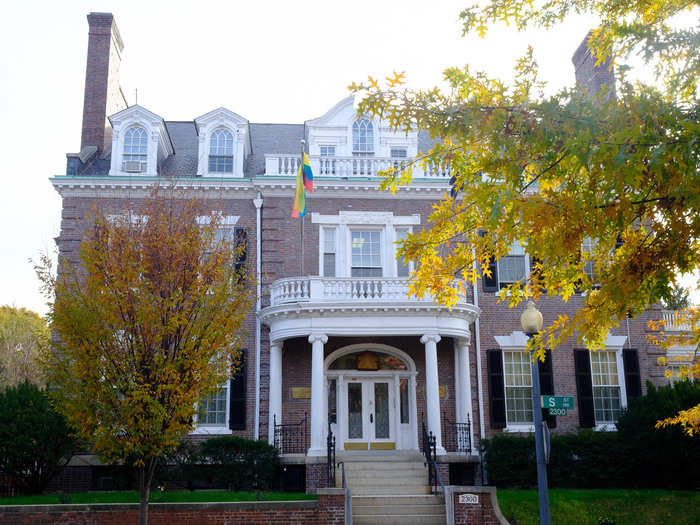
[421,414,446,496]
[327,422,336,488]
[337,461,346,489]
[443,412,472,454]
[273,412,308,454]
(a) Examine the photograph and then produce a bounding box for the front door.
[345,379,394,450]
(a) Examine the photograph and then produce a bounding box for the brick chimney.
[80,12,127,156]
[571,31,615,99]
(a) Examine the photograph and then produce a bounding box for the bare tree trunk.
[137,457,158,525]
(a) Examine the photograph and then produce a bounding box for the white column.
[455,337,472,423]
[421,333,446,455]
[308,333,328,456]
[268,341,283,444]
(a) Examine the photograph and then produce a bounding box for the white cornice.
[52,176,450,200]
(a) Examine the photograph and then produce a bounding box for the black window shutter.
[234,228,248,274]
[483,257,499,292]
[487,349,506,429]
[623,349,642,400]
[229,349,247,430]
[574,349,595,428]
[538,349,556,428]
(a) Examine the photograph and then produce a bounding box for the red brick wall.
[450,486,510,525]
[0,494,345,525]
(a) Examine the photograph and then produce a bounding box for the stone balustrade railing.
[264,154,450,179]
[269,276,465,306]
[661,309,695,331]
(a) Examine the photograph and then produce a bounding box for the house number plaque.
[458,494,479,504]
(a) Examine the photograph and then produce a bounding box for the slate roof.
[71,121,437,177]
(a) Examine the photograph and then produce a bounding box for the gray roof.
[70,121,437,177]
[246,123,305,176]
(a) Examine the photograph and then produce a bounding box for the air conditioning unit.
[123,160,146,173]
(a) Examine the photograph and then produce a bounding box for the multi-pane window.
[328,378,337,424]
[351,231,382,277]
[208,128,234,173]
[498,241,526,289]
[320,145,336,175]
[123,126,147,171]
[590,351,621,424]
[352,119,374,154]
[323,228,337,277]
[503,351,533,424]
[581,237,598,284]
[395,228,410,277]
[198,385,228,426]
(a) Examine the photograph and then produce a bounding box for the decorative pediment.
[194,107,250,177]
[108,104,164,126]
[194,107,248,129]
[306,96,356,127]
[494,331,531,350]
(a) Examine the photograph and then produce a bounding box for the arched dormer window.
[208,128,234,173]
[352,119,374,154]
[122,126,148,173]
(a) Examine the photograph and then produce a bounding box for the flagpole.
[300,139,305,276]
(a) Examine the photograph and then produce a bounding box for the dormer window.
[208,128,234,173]
[352,119,374,154]
[122,126,148,173]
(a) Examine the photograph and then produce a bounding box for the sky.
[0,0,695,314]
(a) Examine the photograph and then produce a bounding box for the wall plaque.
[458,493,479,504]
[291,387,312,399]
[439,385,447,398]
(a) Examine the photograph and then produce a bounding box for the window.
[320,145,336,175]
[328,378,337,424]
[208,128,234,173]
[667,363,694,384]
[351,230,382,277]
[400,378,409,424]
[498,241,526,288]
[395,228,410,278]
[323,227,337,277]
[352,119,374,154]
[122,126,147,172]
[590,351,622,424]
[581,237,598,284]
[198,385,228,426]
[503,351,533,425]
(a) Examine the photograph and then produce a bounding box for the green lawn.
[0,490,316,506]
[497,489,700,525]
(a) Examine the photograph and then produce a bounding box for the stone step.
[343,462,427,472]
[353,503,445,515]
[353,514,446,525]
[350,485,433,495]
[352,495,443,506]
[338,453,425,462]
[346,478,429,489]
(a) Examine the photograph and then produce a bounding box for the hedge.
[484,380,700,489]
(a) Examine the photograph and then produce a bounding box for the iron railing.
[327,423,336,487]
[273,412,308,454]
[421,415,446,494]
[443,412,472,454]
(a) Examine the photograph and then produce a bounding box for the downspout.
[472,249,486,443]
[253,192,264,440]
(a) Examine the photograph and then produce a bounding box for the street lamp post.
[520,301,551,525]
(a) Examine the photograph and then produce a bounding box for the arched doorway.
[325,344,418,451]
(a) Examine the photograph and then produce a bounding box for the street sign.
[541,395,574,410]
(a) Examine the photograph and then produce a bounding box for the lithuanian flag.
[291,152,314,218]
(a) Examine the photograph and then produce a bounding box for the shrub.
[484,381,700,490]
[198,436,280,491]
[0,381,76,493]
[616,380,700,489]
[157,436,280,491]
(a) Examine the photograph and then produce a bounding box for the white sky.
[0,0,695,314]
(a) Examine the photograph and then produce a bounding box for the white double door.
[345,378,394,448]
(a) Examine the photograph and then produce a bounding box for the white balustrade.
[269,276,466,306]
[661,309,694,332]
[264,154,450,179]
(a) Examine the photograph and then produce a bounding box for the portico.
[260,275,480,456]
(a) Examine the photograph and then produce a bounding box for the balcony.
[269,276,466,306]
[661,309,695,332]
[261,276,479,346]
[264,154,449,179]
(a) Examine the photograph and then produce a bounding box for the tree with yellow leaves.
[35,187,254,525]
[352,1,699,431]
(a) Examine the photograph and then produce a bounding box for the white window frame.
[192,378,232,434]
[320,226,338,277]
[208,128,235,173]
[493,331,535,432]
[352,118,375,154]
[496,241,530,290]
[394,227,414,278]
[312,212,421,278]
[585,334,628,431]
[503,350,535,429]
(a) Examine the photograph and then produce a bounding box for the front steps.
[337,452,446,525]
